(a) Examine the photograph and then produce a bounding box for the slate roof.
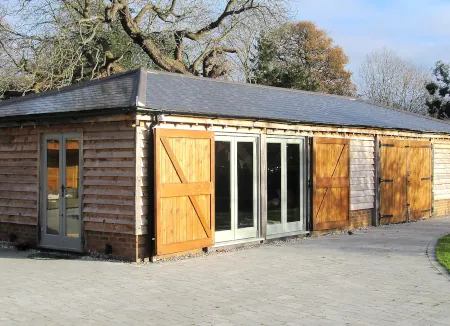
[1,68,450,134]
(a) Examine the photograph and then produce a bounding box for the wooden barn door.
[313,138,350,230]
[380,139,432,224]
[408,141,432,221]
[154,129,215,256]
[379,139,408,224]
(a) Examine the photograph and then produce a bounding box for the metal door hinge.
[379,178,393,183]
[380,215,393,219]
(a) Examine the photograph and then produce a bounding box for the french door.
[215,135,259,242]
[266,137,307,235]
[40,133,82,251]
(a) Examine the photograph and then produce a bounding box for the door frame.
[39,132,83,251]
[266,136,307,236]
[215,133,260,243]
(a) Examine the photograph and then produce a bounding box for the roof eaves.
[138,107,450,135]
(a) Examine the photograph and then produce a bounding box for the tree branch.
[183,0,260,40]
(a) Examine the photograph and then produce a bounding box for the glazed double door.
[40,133,82,251]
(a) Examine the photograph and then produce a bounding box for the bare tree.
[358,47,431,114]
[0,0,286,99]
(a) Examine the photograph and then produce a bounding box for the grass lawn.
[436,234,450,272]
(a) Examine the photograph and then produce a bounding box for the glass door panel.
[237,142,254,229]
[267,138,306,235]
[235,139,257,239]
[64,137,80,238]
[215,140,234,242]
[267,142,283,234]
[286,143,301,223]
[46,138,61,235]
[215,135,259,243]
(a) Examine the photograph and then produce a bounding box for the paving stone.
[1,218,450,325]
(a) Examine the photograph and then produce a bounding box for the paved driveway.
[1,218,450,326]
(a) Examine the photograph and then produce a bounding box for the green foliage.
[436,234,450,272]
[252,21,355,96]
[426,61,450,119]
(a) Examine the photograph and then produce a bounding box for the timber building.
[1,69,450,261]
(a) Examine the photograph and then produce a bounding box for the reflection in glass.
[287,144,301,223]
[65,139,80,238]
[215,141,231,231]
[267,143,282,224]
[46,140,60,235]
[237,142,254,229]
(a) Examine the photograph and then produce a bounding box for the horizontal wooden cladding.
[314,137,349,145]
[351,202,374,210]
[314,177,349,188]
[0,198,37,209]
[0,182,38,192]
[0,134,38,143]
[84,221,135,234]
[82,120,137,235]
[0,175,37,184]
[433,145,450,202]
[83,176,134,187]
[0,190,37,200]
[0,215,37,225]
[0,207,38,218]
[84,168,135,177]
[84,149,134,159]
[84,204,134,216]
[0,124,39,220]
[84,140,135,150]
[160,182,214,198]
[83,130,135,141]
[84,159,134,168]
[350,138,375,211]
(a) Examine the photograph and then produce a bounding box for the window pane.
[237,142,254,229]
[215,141,231,231]
[267,143,282,225]
[287,144,301,223]
[65,139,80,238]
[46,140,60,235]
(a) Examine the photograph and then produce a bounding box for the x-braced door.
[154,129,215,255]
[313,138,350,230]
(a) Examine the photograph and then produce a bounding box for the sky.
[291,0,450,81]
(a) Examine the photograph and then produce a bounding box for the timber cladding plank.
[313,137,350,230]
[0,126,39,226]
[349,139,375,211]
[155,128,215,255]
[433,143,450,205]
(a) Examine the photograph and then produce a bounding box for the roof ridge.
[0,69,140,108]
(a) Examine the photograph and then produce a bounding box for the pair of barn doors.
[379,139,432,223]
[154,131,350,256]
